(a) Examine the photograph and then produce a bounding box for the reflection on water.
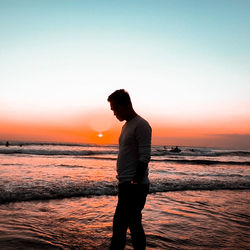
[1,154,249,203]
[0,196,114,249]
[145,190,250,249]
[0,190,249,249]
[0,144,249,248]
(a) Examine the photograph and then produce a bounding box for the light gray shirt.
[117,115,152,184]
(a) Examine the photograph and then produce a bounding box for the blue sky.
[1,0,250,127]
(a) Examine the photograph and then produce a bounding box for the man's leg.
[128,184,149,250]
[110,184,129,250]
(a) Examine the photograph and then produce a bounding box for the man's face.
[110,102,126,121]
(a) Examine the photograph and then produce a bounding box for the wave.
[1,143,250,157]
[0,181,117,204]
[1,145,250,157]
[152,149,250,157]
[151,158,250,166]
[74,156,250,165]
[215,151,250,157]
[0,148,117,156]
[149,179,250,193]
[1,179,249,204]
[0,141,110,147]
[1,149,249,165]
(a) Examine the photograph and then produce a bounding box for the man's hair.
[107,89,133,107]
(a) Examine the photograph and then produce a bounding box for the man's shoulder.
[135,116,151,130]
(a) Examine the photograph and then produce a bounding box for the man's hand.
[130,180,138,184]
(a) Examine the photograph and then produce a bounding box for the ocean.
[0,142,249,249]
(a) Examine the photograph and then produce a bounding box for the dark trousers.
[110,183,149,250]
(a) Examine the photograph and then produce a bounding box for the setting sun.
[98,133,103,138]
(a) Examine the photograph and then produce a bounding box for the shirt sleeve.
[135,120,152,163]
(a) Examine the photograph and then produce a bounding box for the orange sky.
[1,112,250,149]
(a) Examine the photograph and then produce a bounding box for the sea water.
[0,143,249,249]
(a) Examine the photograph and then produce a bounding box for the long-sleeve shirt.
[117,115,152,184]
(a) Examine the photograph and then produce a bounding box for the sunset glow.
[98,133,103,138]
[0,0,250,149]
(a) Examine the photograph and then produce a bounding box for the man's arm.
[132,120,152,184]
[132,161,148,183]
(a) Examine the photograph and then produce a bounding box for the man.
[108,89,152,250]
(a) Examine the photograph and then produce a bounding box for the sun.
[98,132,103,138]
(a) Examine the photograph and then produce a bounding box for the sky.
[1,0,250,148]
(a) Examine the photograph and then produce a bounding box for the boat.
[169,146,181,153]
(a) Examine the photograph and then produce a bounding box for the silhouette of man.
[108,89,152,250]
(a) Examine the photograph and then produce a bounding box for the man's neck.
[126,110,137,122]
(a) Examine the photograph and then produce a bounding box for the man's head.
[108,89,134,121]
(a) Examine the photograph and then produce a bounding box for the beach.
[0,143,250,249]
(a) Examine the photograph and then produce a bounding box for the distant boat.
[169,146,181,153]
[156,146,182,154]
